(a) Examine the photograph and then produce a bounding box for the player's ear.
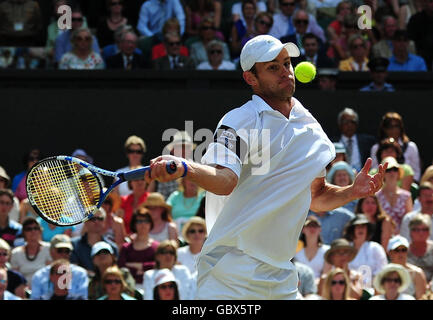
[243,71,257,86]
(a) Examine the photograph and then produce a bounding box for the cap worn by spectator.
[91,241,114,258]
[72,149,93,164]
[304,215,321,228]
[240,35,300,71]
[50,234,73,251]
[381,156,404,179]
[367,57,389,72]
[326,161,355,183]
[153,268,178,289]
[387,235,409,252]
[0,166,10,184]
[333,142,346,154]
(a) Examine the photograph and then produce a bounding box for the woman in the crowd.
[152,268,180,300]
[240,11,273,47]
[369,263,415,300]
[10,217,51,285]
[118,208,158,290]
[338,33,369,71]
[143,193,178,243]
[143,240,194,300]
[370,112,421,182]
[355,195,394,250]
[387,235,427,299]
[407,214,433,283]
[177,217,207,275]
[185,0,222,39]
[167,178,205,235]
[230,0,257,59]
[318,238,363,299]
[344,214,388,279]
[320,268,356,300]
[326,161,357,212]
[295,216,330,283]
[376,157,412,233]
[96,0,129,48]
[58,28,105,69]
[98,265,136,300]
[0,238,28,298]
[0,166,19,222]
[88,241,137,300]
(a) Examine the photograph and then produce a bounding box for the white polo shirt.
[201,95,335,269]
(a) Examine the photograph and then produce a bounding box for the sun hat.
[164,131,196,153]
[143,193,172,214]
[240,35,300,72]
[0,166,10,183]
[373,263,411,294]
[381,156,404,179]
[387,235,409,252]
[324,238,357,264]
[326,161,355,184]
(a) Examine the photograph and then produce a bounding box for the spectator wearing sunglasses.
[407,214,433,283]
[280,10,324,57]
[10,217,51,285]
[153,31,195,70]
[89,241,137,299]
[98,265,136,300]
[338,34,369,71]
[189,16,231,66]
[115,135,147,197]
[70,209,118,273]
[387,235,427,299]
[376,157,412,232]
[370,112,421,182]
[118,209,159,290]
[239,12,274,49]
[0,267,21,300]
[321,268,355,300]
[152,268,180,300]
[143,240,194,300]
[54,7,101,64]
[177,217,207,275]
[370,263,414,300]
[31,234,88,300]
[197,39,236,70]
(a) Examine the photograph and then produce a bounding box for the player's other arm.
[146,155,238,196]
[310,158,387,212]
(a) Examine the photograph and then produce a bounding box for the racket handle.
[122,160,177,181]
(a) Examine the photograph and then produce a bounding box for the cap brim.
[256,42,300,64]
[54,243,73,250]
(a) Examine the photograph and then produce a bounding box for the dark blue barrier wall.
[2,70,432,179]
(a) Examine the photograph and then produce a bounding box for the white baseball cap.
[387,235,409,252]
[240,35,300,72]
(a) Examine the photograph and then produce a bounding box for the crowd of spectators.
[0,0,431,79]
[1,105,432,300]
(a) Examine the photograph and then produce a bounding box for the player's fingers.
[144,170,152,184]
[361,158,372,174]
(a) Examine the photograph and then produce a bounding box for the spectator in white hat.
[387,235,427,299]
[152,268,180,300]
[369,263,414,300]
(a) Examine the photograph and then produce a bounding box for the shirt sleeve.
[136,4,150,36]
[371,242,388,276]
[173,0,186,36]
[72,268,89,299]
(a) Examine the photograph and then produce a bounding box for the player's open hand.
[351,158,388,199]
[144,155,187,183]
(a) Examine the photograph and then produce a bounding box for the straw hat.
[143,192,172,215]
[324,238,357,264]
[373,263,411,294]
[165,131,196,153]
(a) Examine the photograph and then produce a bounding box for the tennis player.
[146,35,387,299]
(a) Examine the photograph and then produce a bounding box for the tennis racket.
[26,156,177,226]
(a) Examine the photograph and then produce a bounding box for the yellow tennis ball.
[294,61,316,83]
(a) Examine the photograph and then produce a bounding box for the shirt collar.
[251,94,303,117]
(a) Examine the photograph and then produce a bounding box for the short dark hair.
[22,216,41,229]
[376,138,402,163]
[130,208,154,233]
[302,33,318,45]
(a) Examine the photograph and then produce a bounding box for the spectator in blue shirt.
[0,268,21,300]
[70,209,118,273]
[388,30,427,72]
[360,57,395,92]
[308,207,355,245]
[54,7,100,63]
[31,234,88,300]
[136,0,185,38]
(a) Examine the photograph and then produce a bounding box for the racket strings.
[27,159,100,224]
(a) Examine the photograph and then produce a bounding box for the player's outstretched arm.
[145,155,238,196]
[310,158,387,212]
